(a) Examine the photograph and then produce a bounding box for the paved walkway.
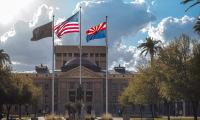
[95,117,123,120]
[37,117,45,120]
[30,116,124,120]
[112,117,123,120]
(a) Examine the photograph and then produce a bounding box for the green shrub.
[85,114,95,120]
[65,114,69,120]
[45,115,65,120]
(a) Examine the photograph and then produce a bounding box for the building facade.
[12,45,200,117]
[20,45,133,115]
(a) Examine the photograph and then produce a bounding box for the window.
[95,53,99,57]
[63,53,67,57]
[90,53,94,57]
[86,91,93,102]
[112,96,117,103]
[82,53,88,57]
[44,95,48,104]
[74,53,80,57]
[56,53,61,57]
[112,83,118,91]
[69,91,76,102]
[100,53,106,57]
[45,84,48,90]
[95,61,99,66]
[86,82,92,90]
[70,82,75,89]
[68,53,72,57]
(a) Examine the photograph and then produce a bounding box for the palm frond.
[153,40,162,45]
[140,49,148,56]
[185,2,200,12]
[181,0,194,4]
[194,17,200,35]
[0,49,11,66]
[138,43,147,49]
[155,46,162,51]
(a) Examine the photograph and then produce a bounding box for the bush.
[101,113,113,120]
[85,114,95,120]
[45,115,65,120]
[65,114,69,120]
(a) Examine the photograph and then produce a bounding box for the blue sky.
[152,0,199,19]
[0,0,199,71]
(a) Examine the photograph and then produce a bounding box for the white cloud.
[29,4,54,27]
[71,0,155,70]
[109,43,147,71]
[147,15,197,42]
[0,4,53,71]
[1,0,155,71]
[0,27,15,42]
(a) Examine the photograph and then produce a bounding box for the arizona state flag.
[86,22,106,42]
[31,22,52,41]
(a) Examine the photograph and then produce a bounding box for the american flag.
[54,12,79,38]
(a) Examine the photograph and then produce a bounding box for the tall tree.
[138,37,161,65]
[0,49,11,67]
[158,34,200,120]
[185,41,200,120]
[0,67,11,118]
[120,64,160,120]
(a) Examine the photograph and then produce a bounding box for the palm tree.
[0,49,11,67]
[181,0,200,35]
[194,17,200,35]
[137,37,161,65]
[181,0,200,12]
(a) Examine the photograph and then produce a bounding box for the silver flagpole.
[105,16,108,114]
[52,15,55,115]
[79,6,82,85]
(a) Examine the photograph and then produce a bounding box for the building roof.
[61,58,101,72]
[108,70,133,75]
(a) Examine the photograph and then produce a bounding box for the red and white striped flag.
[54,12,79,38]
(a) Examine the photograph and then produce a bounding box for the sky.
[0,0,199,72]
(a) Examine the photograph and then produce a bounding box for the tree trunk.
[34,105,37,118]
[6,105,11,120]
[150,104,154,120]
[139,104,143,120]
[192,101,199,120]
[167,102,171,120]
[19,104,22,119]
[0,104,3,116]
[132,104,135,118]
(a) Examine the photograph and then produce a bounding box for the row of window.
[69,82,93,90]
[69,91,93,102]
[56,53,106,57]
